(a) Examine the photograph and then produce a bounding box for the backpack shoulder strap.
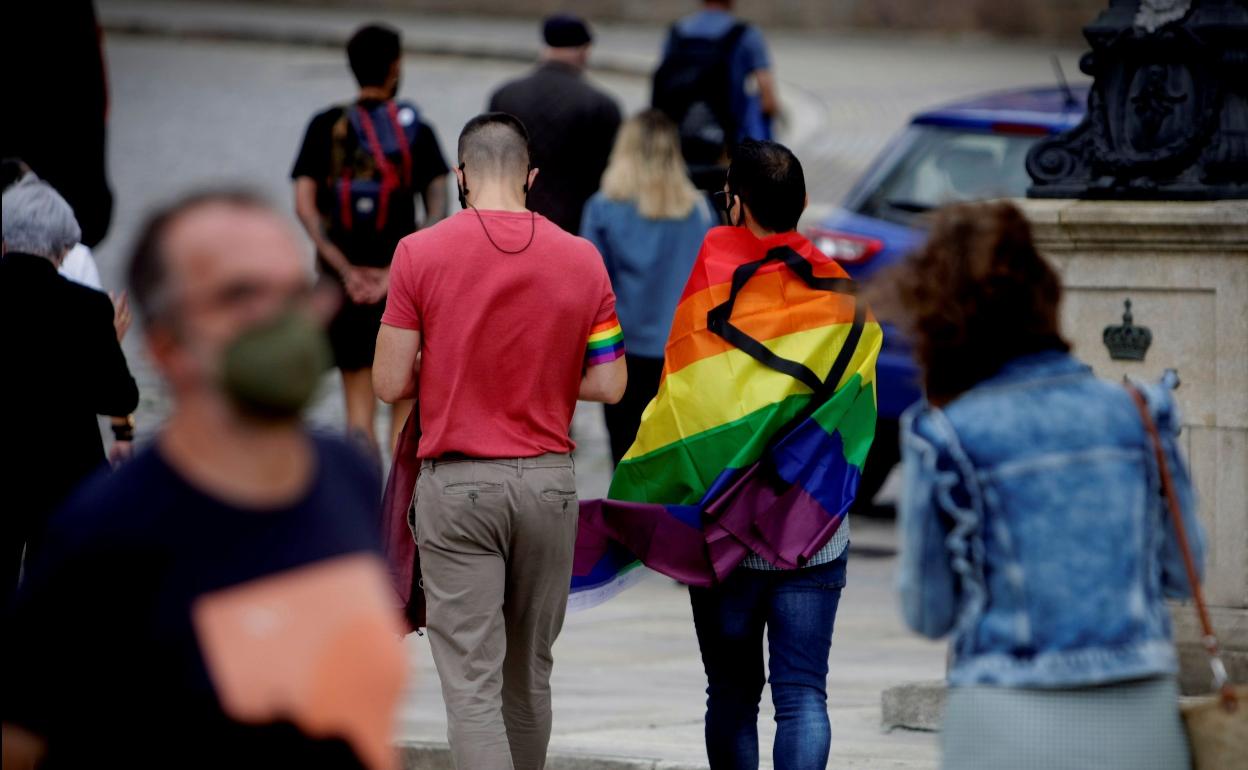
[718,22,749,55]
[664,21,686,48]
[327,106,354,181]
[346,104,367,148]
[386,100,418,186]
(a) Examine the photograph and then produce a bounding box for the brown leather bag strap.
[1124,381,1238,711]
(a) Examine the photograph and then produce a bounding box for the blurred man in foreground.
[2,191,407,770]
[0,178,137,606]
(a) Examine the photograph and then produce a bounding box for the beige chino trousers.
[413,454,578,770]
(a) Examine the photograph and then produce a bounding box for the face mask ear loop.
[724,166,742,227]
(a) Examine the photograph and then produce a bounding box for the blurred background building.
[204,0,1106,40]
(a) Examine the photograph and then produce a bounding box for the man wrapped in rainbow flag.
[573,140,882,769]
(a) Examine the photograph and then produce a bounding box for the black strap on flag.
[706,245,865,417]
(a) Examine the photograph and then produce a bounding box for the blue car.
[803,85,1087,511]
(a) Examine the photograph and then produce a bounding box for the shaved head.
[457,113,531,182]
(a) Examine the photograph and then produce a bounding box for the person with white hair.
[1,161,106,291]
[3,160,139,457]
[0,178,138,604]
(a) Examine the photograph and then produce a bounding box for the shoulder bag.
[1125,381,1245,770]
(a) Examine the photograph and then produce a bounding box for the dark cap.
[542,14,592,48]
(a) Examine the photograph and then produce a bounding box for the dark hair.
[457,112,531,177]
[542,14,592,48]
[727,139,806,233]
[347,24,401,88]
[127,188,271,325]
[865,201,1069,403]
[1,157,31,191]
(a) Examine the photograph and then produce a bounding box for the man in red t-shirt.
[375,113,626,769]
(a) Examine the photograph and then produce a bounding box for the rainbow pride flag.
[570,226,882,609]
[586,318,625,366]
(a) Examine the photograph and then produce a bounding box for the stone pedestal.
[1019,198,1248,694]
[881,680,947,732]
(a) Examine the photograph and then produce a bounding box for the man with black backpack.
[292,23,449,456]
[653,0,779,192]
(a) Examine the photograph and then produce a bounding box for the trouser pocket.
[540,487,577,512]
[441,481,504,506]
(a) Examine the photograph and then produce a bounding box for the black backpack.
[651,22,748,168]
[326,100,421,236]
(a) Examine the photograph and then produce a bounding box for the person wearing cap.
[488,14,622,234]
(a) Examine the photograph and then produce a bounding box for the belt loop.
[515,457,522,477]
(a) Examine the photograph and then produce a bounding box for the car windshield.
[849,124,1044,226]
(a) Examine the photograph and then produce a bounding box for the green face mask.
[220,310,332,420]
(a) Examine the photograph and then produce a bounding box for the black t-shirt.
[2,435,395,770]
[292,100,449,268]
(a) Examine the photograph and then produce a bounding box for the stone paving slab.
[399,741,709,770]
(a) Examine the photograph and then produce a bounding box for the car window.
[850,125,1043,226]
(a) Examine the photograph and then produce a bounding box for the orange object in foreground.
[193,554,408,770]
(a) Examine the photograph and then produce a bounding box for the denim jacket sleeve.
[1140,382,1206,599]
[897,405,961,639]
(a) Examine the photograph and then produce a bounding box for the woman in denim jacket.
[873,202,1204,770]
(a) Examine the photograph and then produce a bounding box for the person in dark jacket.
[2,1,114,248]
[488,14,622,234]
[0,178,137,603]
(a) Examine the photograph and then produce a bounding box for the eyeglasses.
[154,279,316,322]
[712,190,733,214]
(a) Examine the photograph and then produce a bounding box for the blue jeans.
[689,553,848,770]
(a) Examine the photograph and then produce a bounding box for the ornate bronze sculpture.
[1027,0,1248,199]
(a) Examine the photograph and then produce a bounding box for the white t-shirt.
[58,243,102,290]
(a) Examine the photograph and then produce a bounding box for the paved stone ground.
[84,6,1092,765]
[400,518,946,769]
